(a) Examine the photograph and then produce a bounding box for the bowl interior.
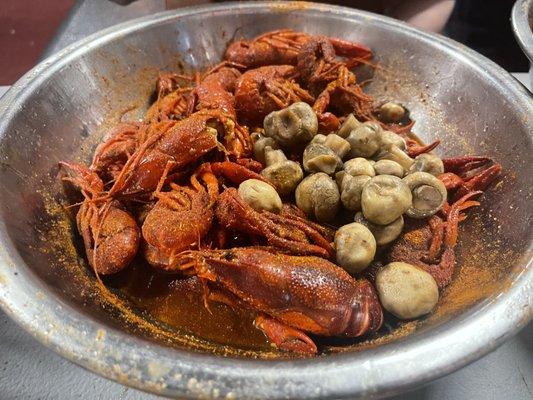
[0,0,531,385]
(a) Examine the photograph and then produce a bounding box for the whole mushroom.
[238,179,282,213]
[251,131,280,165]
[374,159,404,178]
[354,212,404,246]
[334,222,376,274]
[261,147,303,196]
[376,262,439,319]
[361,175,412,225]
[340,174,371,211]
[346,122,382,158]
[295,172,340,222]
[407,153,444,176]
[344,157,376,177]
[263,102,318,148]
[379,102,406,123]
[403,172,447,218]
[303,142,342,175]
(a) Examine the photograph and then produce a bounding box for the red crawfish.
[60,162,140,275]
[173,247,383,354]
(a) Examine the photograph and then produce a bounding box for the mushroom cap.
[295,172,340,222]
[251,132,280,165]
[340,174,371,211]
[374,159,404,178]
[346,122,382,158]
[238,179,283,213]
[376,262,439,319]
[354,212,404,246]
[334,222,376,274]
[344,157,376,177]
[361,175,412,225]
[381,130,406,150]
[263,102,318,148]
[407,153,445,176]
[303,142,342,175]
[379,102,406,123]
[261,159,303,197]
[403,172,447,218]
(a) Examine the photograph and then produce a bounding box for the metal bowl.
[0,2,531,399]
[512,0,533,87]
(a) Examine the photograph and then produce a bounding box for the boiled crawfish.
[60,162,140,275]
[142,168,219,270]
[225,29,372,68]
[234,65,314,126]
[173,247,383,354]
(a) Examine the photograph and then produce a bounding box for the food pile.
[60,30,502,354]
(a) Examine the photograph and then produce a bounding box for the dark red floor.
[0,0,75,85]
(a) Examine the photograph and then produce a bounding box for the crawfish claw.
[255,314,317,354]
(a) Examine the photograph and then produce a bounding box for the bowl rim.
[0,2,531,399]
[512,0,533,62]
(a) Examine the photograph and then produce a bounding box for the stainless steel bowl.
[512,0,533,87]
[0,2,531,399]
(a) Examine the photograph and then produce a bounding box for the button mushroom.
[337,114,361,138]
[263,102,318,148]
[261,147,304,196]
[375,262,439,319]
[378,102,407,123]
[374,143,414,170]
[251,131,280,165]
[407,153,444,176]
[295,172,340,222]
[344,157,376,177]
[340,174,371,211]
[238,179,282,213]
[324,134,351,159]
[381,130,406,150]
[334,222,376,274]
[302,142,342,175]
[354,212,404,246]
[311,133,327,144]
[402,172,447,219]
[361,175,412,225]
[374,159,404,178]
[346,122,382,158]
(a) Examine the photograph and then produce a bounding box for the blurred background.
[0,0,529,85]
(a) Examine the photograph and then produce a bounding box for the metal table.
[1,1,531,398]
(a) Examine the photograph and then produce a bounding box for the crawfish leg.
[255,314,317,355]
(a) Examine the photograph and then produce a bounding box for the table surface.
[1,1,532,398]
